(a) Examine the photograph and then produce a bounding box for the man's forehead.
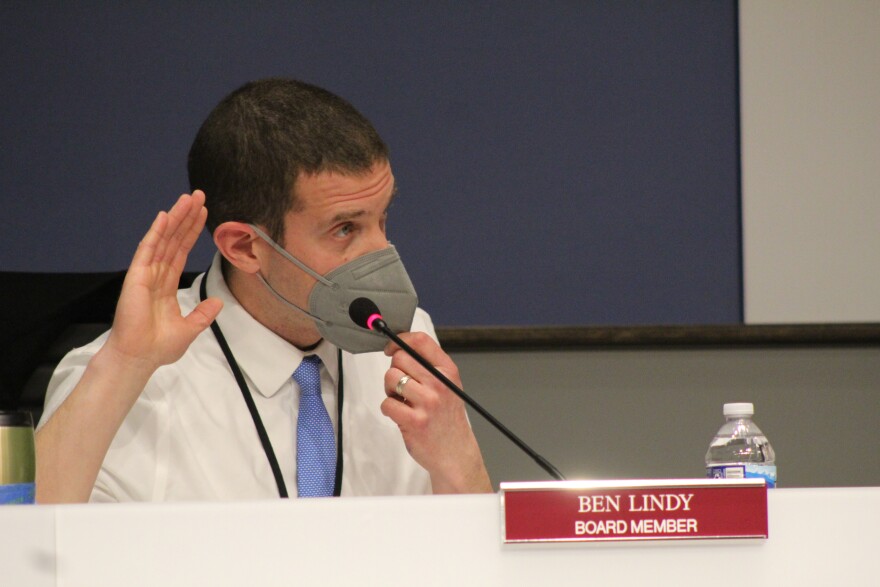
[325,185,397,223]
[293,162,395,209]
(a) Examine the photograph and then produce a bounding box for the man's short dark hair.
[188,78,389,241]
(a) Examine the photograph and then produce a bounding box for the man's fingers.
[172,192,206,253]
[131,211,168,269]
[128,192,208,295]
[162,192,205,267]
[389,351,460,399]
[384,367,416,398]
[380,395,417,430]
[170,206,208,275]
[386,332,456,372]
[153,194,192,264]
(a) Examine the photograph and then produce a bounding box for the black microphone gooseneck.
[349,297,565,481]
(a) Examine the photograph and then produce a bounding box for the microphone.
[349,297,565,481]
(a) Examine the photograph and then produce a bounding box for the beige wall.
[453,346,880,489]
[740,0,880,323]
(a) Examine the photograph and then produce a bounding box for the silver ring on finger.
[395,374,412,397]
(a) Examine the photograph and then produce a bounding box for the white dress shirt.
[39,253,433,501]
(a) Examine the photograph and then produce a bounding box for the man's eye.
[334,223,354,237]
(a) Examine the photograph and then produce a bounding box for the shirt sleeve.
[411,308,438,343]
[89,372,168,502]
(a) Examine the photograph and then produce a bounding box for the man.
[36,79,491,503]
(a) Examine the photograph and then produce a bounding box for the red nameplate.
[501,479,767,543]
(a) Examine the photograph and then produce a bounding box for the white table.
[3,487,877,586]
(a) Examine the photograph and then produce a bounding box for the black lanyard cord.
[333,346,344,496]
[199,267,344,498]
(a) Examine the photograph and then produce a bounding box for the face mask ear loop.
[249,224,337,288]
[255,273,328,326]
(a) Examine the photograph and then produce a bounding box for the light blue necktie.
[294,355,336,497]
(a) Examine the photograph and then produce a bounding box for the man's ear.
[213,222,264,274]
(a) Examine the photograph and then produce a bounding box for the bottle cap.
[723,402,754,417]
[0,410,34,427]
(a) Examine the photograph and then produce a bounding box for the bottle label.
[0,482,36,504]
[707,464,776,488]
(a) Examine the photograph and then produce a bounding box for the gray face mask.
[249,225,419,354]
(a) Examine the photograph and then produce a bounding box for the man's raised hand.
[104,191,222,373]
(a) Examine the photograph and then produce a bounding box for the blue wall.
[1,2,740,327]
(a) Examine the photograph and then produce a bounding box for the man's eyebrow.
[329,209,366,224]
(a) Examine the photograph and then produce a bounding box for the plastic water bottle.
[705,402,776,488]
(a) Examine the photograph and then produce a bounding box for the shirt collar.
[205,253,339,398]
